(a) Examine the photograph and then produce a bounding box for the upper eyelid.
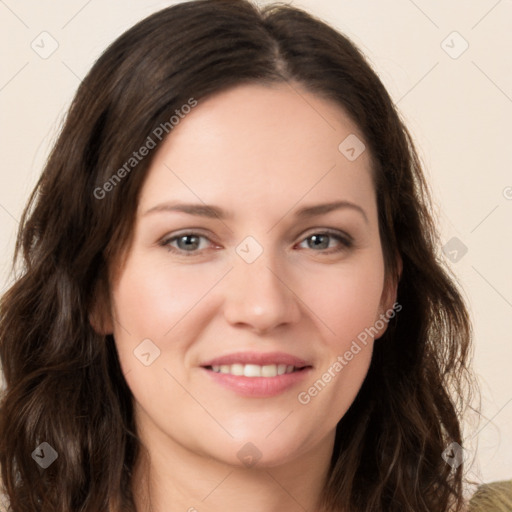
[162,229,216,244]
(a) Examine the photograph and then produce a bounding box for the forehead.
[138,82,375,220]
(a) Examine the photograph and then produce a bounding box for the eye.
[297,230,352,253]
[159,229,352,257]
[160,232,215,255]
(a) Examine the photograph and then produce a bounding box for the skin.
[97,82,397,512]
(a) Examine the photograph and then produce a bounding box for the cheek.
[298,254,385,347]
[111,255,224,342]
[109,257,223,419]
[292,255,384,414]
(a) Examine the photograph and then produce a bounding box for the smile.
[200,352,313,397]
[207,363,300,377]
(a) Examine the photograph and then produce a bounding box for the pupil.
[178,235,199,251]
[309,234,328,249]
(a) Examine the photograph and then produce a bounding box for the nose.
[222,251,301,334]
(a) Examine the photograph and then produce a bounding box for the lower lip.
[202,367,312,397]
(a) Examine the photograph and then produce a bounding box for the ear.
[88,278,114,335]
[374,254,403,340]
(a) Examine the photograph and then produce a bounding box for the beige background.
[1,0,511,491]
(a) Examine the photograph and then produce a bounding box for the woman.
[0,0,474,510]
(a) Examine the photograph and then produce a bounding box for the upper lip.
[200,351,311,368]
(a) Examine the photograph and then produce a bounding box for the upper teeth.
[210,364,296,377]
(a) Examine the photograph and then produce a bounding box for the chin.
[205,434,314,470]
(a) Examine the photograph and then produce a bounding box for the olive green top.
[468,480,512,512]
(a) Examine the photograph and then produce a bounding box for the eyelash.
[159,229,353,257]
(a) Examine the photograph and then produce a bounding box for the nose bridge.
[223,241,300,332]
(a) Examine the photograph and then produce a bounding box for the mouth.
[200,352,313,397]
[205,363,306,377]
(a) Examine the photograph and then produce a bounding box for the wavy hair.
[0,0,473,510]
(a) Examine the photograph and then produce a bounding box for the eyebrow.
[143,200,368,223]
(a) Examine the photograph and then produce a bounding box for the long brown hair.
[0,1,473,510]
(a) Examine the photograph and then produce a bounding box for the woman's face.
[106,82,395,468]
